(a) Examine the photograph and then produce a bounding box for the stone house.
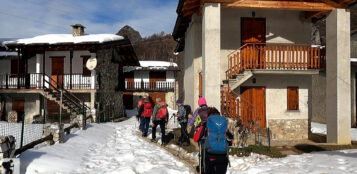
[123,61,180,109]
[173,0,354,145]
[0,24,139,123]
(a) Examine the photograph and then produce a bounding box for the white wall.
[0,59,11,73]
[239,74,311,122]
[220,8,312,80]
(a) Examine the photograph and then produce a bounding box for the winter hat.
[198,97,207,106]
[176,99,183,104]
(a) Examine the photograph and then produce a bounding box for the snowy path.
[21,116,190,173]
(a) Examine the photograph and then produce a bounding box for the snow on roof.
[0,51,18,56]
[124,61,178,72]
[139,61,177,67]
[3,34,124,46]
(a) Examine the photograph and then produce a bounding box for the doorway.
[241,18,266,45]
[12,98,24,122]
[240,87,266,129]
[149,92,166,103]
[51,57,64,89]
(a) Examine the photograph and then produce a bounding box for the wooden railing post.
[5,74,8,89]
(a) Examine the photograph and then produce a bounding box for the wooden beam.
[222,0,336,11]
[320,0,347,8]
[304,11,328,18]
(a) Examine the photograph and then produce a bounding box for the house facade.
[123,61,179,109]
[0,24,138,123]
[173,0,353,144]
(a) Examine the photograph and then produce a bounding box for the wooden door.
[199,72,203,97]
[51,57,64,89]
[149,92,166,103]
[241,18,266,45]
[240,87,266,129]
[12,98,24,121]
[149,72,166,89]
[123,92,134,109]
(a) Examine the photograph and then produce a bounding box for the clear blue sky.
[0,0,178,38]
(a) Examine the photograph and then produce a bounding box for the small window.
[287,87,299,110]
[82,56,91,77]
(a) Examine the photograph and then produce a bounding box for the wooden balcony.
[228,43,325,79]
[125,81,175,92]
[0,73,97,90]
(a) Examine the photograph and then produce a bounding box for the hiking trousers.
[152,119,166,143]
[179,123,190,144]
[204,152,229,174]
[141,117,151,135]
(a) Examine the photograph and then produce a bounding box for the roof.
[3,34,124,46]
[123,61,179,72]
[173,0,356,48]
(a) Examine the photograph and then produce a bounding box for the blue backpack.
[205,115,228,154]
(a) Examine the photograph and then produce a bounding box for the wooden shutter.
[82,56,91,77]
[287,87,299,110]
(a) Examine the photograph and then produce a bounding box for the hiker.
[188,97,209,136]
[137,96,145,124]
[175,99,191,146]
[194,107,232,174]
[151,98,168,145]
[140,97,153,137]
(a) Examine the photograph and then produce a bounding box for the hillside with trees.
[116,25,184,99]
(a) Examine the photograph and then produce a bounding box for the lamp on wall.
[252,78,256,84]
[252,11,256,18]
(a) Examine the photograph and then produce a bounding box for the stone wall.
[268,119,308,141]
[96,48,125,121]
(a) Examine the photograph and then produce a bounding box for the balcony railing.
[228,43,326,78]
[125,81,175,92]
[0,73,97,90]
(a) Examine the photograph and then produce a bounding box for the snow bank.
[4,34,124,45]
[311,122,357,141]
[21,110,190,174]
[227,149,357,174]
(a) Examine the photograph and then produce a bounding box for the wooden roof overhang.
[4,39,140,66]
[172,0,356,49]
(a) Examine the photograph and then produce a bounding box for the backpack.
[183,105,191,118]
[205,115,228,154]
[198,106,208,125]
[156,102,168,119]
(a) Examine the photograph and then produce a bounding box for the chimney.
[71,24,85,36]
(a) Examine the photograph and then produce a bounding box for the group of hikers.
[136,96,233,174]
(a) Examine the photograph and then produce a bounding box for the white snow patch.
[139,61,178,67]
[311,122,357,141]
[0,51,18,56]
[3,34,124,45]
[21,109,190,174]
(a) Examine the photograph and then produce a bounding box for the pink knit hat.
[198,97,207,106]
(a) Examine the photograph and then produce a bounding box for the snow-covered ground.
[311,122,357,141]
[20,113,357,174]
[20,109,189,174]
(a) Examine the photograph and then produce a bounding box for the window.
[287,87,299,110]
[82,56,91,77]
[11,60,25,75]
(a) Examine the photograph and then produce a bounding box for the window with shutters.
[82,56,91,77]
[287,87,299,110]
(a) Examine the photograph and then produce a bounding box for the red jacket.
[141,102,153,117]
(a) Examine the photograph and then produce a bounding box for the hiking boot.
[161,142,168,146]
[151,138,157,143]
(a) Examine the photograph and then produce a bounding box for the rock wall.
[96,48,125,121]
[268,119,308,141]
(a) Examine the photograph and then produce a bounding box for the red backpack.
[156,102,168,119]
[141,102,153,117]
